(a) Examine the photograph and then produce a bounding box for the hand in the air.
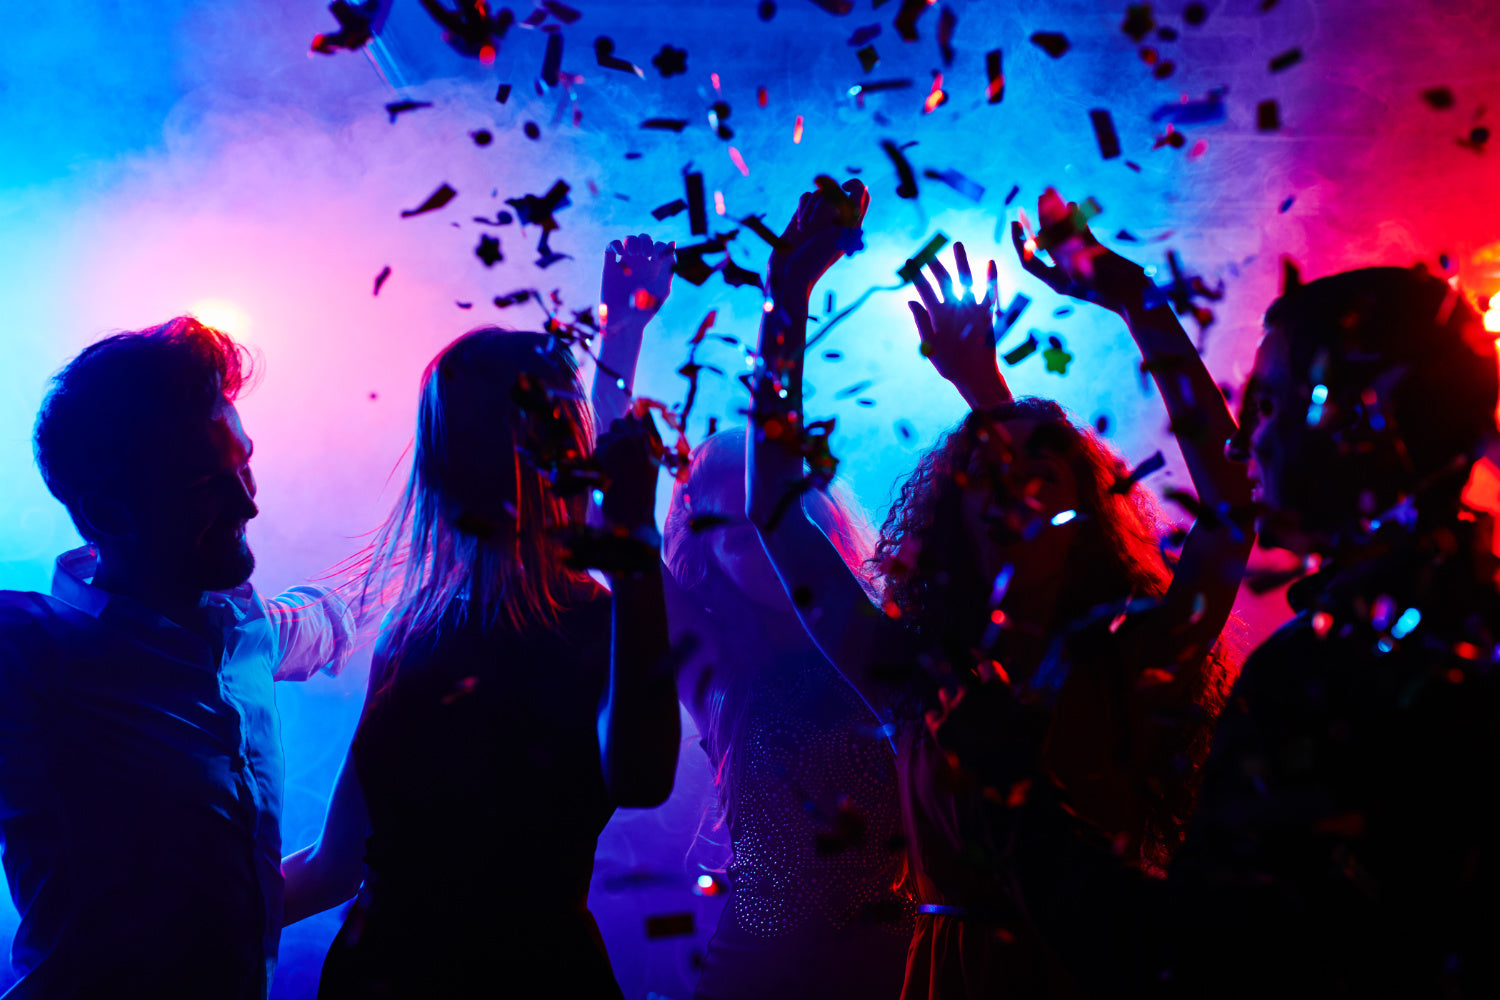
[601,234,675,327]
[908,242,1001,389]
[767,178,870,303]
[1011,188,1145,312]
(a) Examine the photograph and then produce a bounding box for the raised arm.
[590,234,675,433]
[280,626,385,925]
[1012,189,1253,661]
[745,179,909,711]
[592,413,679,808]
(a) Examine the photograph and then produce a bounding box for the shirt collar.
[50,546,254,628]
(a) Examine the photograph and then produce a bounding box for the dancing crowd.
[2,177,1497,999]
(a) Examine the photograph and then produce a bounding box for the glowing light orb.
[1485,305,1500,334]
[189,300,251,339]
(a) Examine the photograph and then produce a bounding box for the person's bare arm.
[593,414,679,808]
[280,630,387,925]
[590,234,675,436]
[744,179,912,711]
[1012,188,1253,665]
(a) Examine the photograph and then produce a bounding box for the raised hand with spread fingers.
[908,242,1012,409]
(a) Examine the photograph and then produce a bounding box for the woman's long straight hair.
[350,329,597,686]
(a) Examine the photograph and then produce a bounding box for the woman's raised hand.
[767,177,870,304]
[908,243,1005,392]
[601,233,675,328]
[1010,187,1145,312]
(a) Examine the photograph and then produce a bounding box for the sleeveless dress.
[693,646,915,1000]
[318,593,624,999]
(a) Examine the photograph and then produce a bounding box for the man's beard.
[196,529,256,591]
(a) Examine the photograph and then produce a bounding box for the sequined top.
[718,647,912,936]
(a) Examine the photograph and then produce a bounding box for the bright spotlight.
[190,300,251,338]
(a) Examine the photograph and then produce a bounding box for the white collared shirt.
[0,547,354,998]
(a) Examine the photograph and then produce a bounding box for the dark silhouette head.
[1227,266,1497,550]
[33,316,259,593]
[359,329,596,670]
[877,398,1172,667]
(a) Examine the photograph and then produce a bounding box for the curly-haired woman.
[746,182,1252,998]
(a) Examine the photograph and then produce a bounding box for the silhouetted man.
[940,267,1500,998]
[0,318,353,998]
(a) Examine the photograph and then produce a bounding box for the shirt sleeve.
[263,585,357,682]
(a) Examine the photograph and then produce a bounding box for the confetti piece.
[737,214,783,251]
[496,83,512,103]
[685,172,708,236]
[1112,451,1166,493]
[758,1,776,20]
[894,0,933,41]
[311,0,379,54]
[1256,99,1281,131]
[922,168,984,201]
[997,292,1030,335]
[721,259,762,289]
[849,24,881,45]
[808,0,854,12]
[539,31,563,88]
[401,183,457,217]
[524,122,541,139]
[897,232,949,282]
[471,129,493,146]
[1042,336,1073,374]
[1094,413,1110,434]
[757,86,769,106]
[373,265,391,295]
[1003,184,1020,206]
[475,234,503,266]
[472,211,513,226]
[709,101,733,140]
[385,99,432,122]
[1422,86,1456,110]
[937,7,957,66]
[835,380,873,399]
[985,48,1005,103]
[1002,333,1038,365]
[652,44,688,78]
[793,115,804,143]
[494,290,533,308]
[641,118,688,132]
[652,199,687,220]
[1089,109,1121,159]
[541,1,580,22]
[1149,90,1226,125]
[1279,195,1295,213]
[923,73,948,113]
[1184,2,1207,26]
[880,139,919,199]
[1121,4,1154,42]
[1269,48,1303,73]
[594,36,645,76]
[896,420,915,441]
[858,45,880,72]
[1030,32,1069,58]
[852,79,915,96]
